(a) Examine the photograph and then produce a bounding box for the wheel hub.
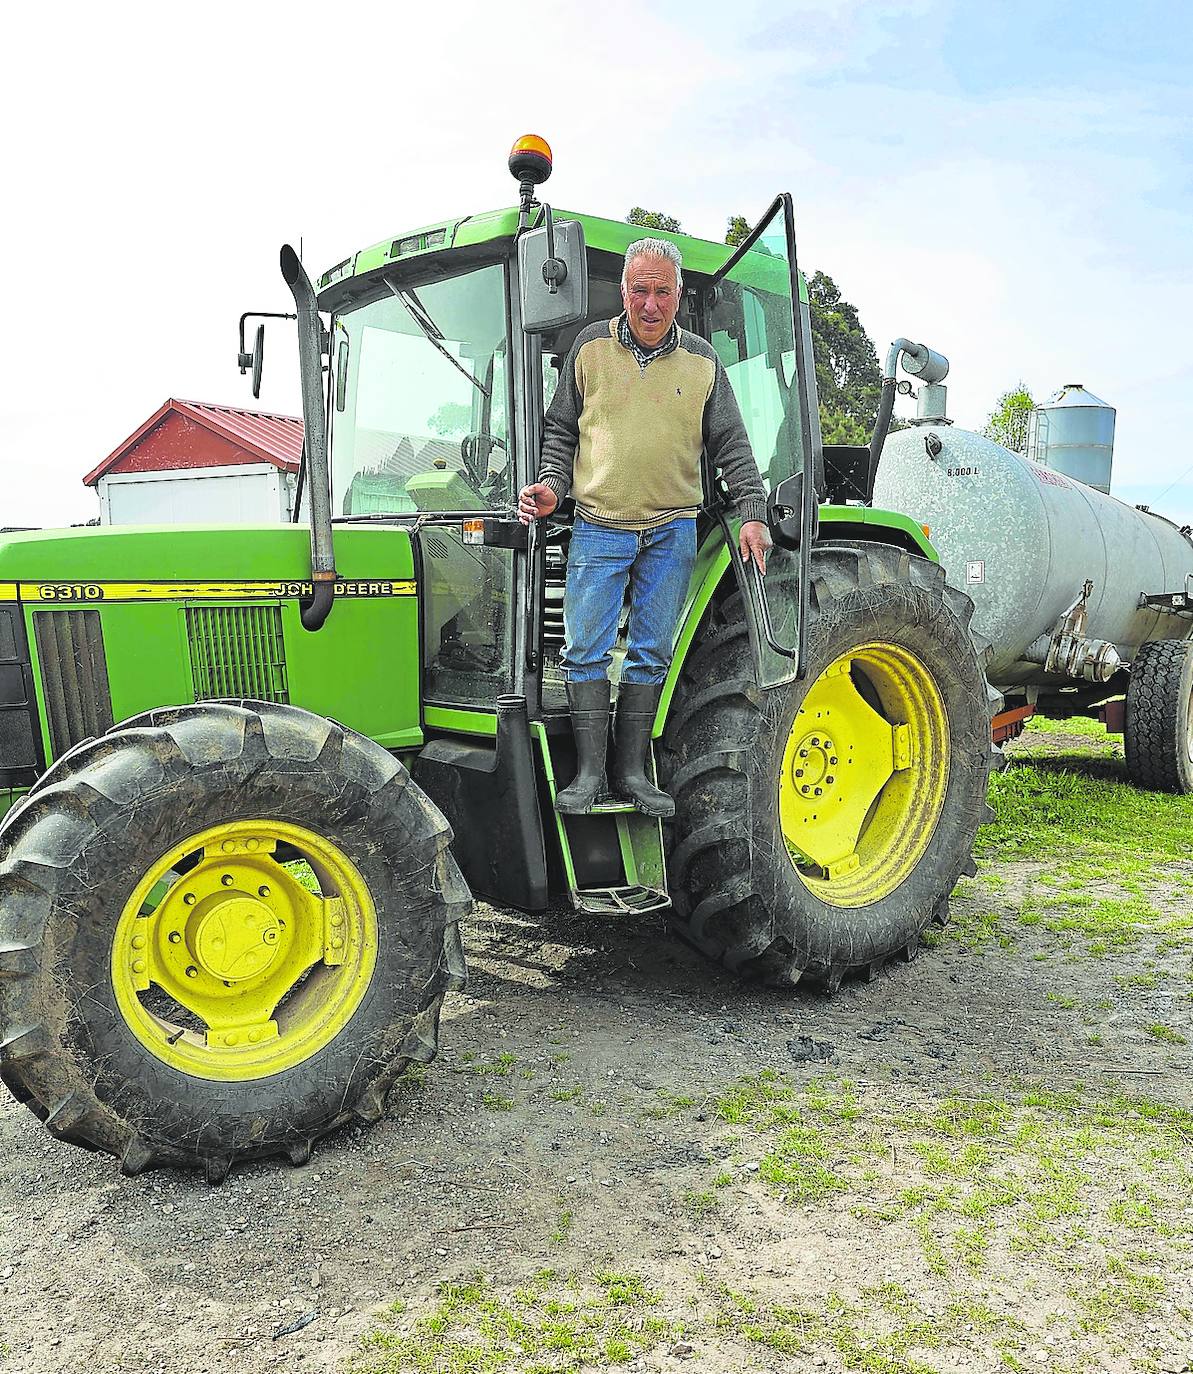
[788,731,839,798]
[112,821,378,1080]
[777,644,949,906]
[194,897,283,982]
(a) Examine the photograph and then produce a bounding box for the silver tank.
[1026,382,1116,494]
[872,424,1193,690]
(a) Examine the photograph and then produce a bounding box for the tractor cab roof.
[315,206,745,311]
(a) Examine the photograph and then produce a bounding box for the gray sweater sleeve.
[703,356,769,526]
[536,333,592,504]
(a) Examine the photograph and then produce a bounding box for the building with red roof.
[84,399,304,524]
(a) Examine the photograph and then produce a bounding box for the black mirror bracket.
[768,472,820,552]
[237,309,298,399]
[540,205,567,295]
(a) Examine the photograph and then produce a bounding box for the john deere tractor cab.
[0,137,998,1179]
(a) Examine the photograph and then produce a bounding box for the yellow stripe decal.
[17,579,416,603]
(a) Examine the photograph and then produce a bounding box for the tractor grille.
[33,610,115,757]
[186,605,289,704]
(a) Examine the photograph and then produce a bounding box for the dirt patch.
[1,727,1190,1374]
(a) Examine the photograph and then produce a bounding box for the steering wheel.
[460,432,508,486]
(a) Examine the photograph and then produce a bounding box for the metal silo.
[1026,382,1116,493]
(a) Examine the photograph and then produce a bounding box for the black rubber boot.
[555,679,611,814]
[610,682,674,817]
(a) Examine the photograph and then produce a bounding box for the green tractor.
[0,139,998,1179]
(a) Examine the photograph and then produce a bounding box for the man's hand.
[740,519,773,573]
[518,483,559,525]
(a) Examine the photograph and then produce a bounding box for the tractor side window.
[332,262,512,515]
[706,248,803,489]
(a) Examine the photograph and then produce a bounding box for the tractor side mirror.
[250,324,265,398]
[335,338,349,412]
[519,215,588,333]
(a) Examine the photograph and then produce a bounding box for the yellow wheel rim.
[111,820,377,1081]
[778,642,950,908]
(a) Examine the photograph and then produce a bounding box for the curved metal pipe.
[866,338,949,500]
[280,244,336,630]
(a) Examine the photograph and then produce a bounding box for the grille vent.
[186,605,289,704]
[33,610,115,756]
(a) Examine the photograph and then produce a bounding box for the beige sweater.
[539,318,767,532]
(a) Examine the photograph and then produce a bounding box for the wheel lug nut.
[258,885,270,897]
[183,893,196,906]
[800,785,810,795]
[795,768,804,778]
[186,966,199,979]
[168,931,182,944]
[826,775,835,784]
[830,756,838,766]
[221,874,235,887]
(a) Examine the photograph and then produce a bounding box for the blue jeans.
[562,515,697,685]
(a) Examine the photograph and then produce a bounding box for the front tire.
[0,701,469,1180]
[661,542,999,988]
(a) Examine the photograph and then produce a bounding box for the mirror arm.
[237,310,297,371]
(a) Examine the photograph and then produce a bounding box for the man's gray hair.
[622,237,684,291]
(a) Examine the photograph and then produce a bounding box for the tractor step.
[585,798,637,814]
[532,723,669,916]
[573,884,670,916]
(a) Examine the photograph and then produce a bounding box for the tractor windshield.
[331,261,512,515]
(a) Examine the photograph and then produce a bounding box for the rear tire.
[1125,640,1193,794]
[0,701,469,1180]
[660,542,999,988]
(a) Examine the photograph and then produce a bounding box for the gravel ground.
[1,729,1190,1374]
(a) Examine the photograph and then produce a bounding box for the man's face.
[622,255,680,348]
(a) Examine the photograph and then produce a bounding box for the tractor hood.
[0,524,413,586]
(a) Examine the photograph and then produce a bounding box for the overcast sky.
[5,0,1191,527]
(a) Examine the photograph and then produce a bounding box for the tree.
[629,208,885,444]
[807,271,883,446]
[626,207,683,233]
[725,215,751,247]
[983,384,1035,453]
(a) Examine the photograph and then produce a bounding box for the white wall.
[98,464,294,525]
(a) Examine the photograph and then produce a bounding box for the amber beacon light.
[508,134,553,189]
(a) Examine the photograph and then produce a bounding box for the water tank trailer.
[870,363,1193,793]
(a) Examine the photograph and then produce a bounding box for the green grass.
[352,1269,675,1373]
[681,1189,718,1218]
[980,759,1193,869]
[713,1282,1025,1374]
[1024,713,1110,738]
[1045,990,1079,1009]
[705,1072,1192,1356]
[352,1073,1193,1374]
[1144,1024,1188,1045]
[459,1052,518,1078]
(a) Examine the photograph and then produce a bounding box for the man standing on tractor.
[519,237,773,818]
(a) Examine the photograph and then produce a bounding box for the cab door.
[702,194,821,685]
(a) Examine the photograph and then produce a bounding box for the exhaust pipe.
[280,244,336,631]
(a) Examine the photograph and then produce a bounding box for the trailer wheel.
[661,543,999,989]
[1124,640,1193,794]
[0,701,468,1181]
